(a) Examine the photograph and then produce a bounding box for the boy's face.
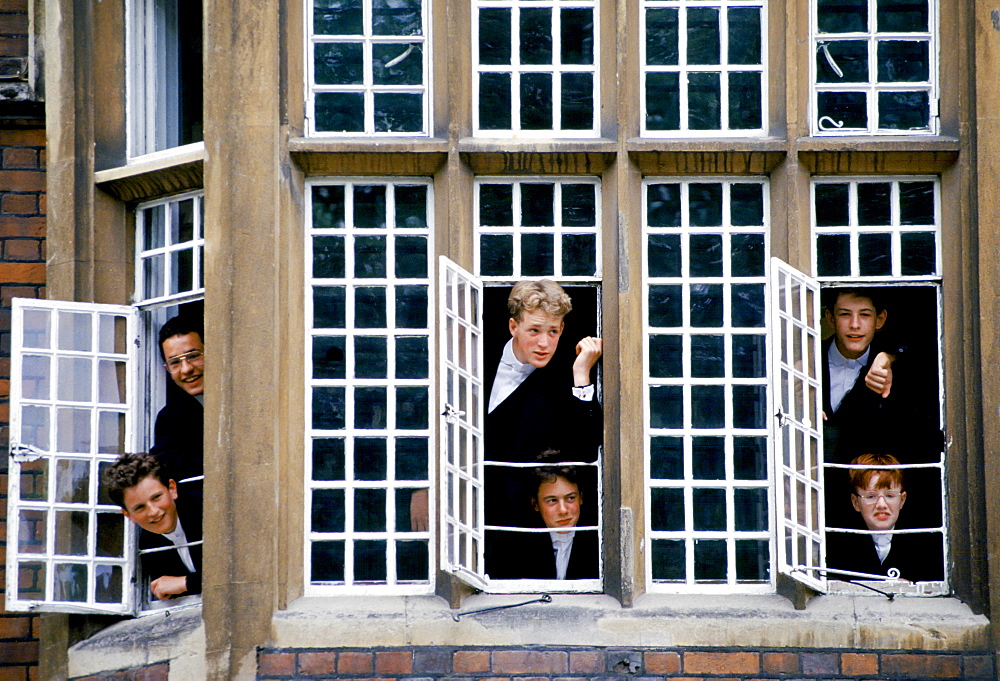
[122,475,180,535]
[162,332,205,396]
[825,293,887,360]
[532,476,581,533]
[851,472,906,531]
[509,309,565,368]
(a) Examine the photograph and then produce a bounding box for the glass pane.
[315,93,365,133]
[374,93,423,134]
[815,184,849,226]
[397,437,428,480]
[97,314,124,354]
[728,8,761,64]
[58,312,91,352]
[56,408,91,454]
[817,234,851,276]
[562,8,593,64]
[395,236,427,278]
[817,91,868,130]
[649,334,682,378]
[732,385,766,429]
[54,563,88,602]
[520,8,552,65]
[646,8,678,65]
[646,73,680,130]
[562,234,597,276]
[479,8,512,65]
[354,186,387,229]
[354,336,387,379]
[561,73,594,130]
[22,309,50,349]
[694,539,727,581]
[817,0,868,32]
[732,283,765,327]
[648,184,681,226]
[877,41,929,83]
[522,184,554,226]
[690,335,724,378]
[143,205,165,250]
[313,287,346,328]
[649,386,683,428]
[55,459,89,503]
[20,354,50,400]
[648,234,682,277]
[19,459,47,500]
[396,387,428,429]
[313,186,346,230]
[313,438,346,480]
[395,285,427,328]
[18,510,46,553]
[396,336,429,379]
[693,489,725,530]
[94,564,123,603]
[901,232,936,275]
[312,489,346,532]
[729,72,762,130]
[97,360,126,404]
[900,181,935,224]
[690,184,722,226]
[651,539,685,580]
[17,562,45,600]
[314,43,364,85]
[521,233,554,276]
[733,436,767,480]
[692,436,724,480]
[816,41,868,83]
[520,73,553,130]
[877,0,928,32]
[395,185,427,228]
[650,436,683,479]
[21,404,50,451]
[355,489,387,531]
[734,488,768,531]
[687,8,720,65]
[480,184,514,225]
[314,236,345,278]
[858,232,892,275]
[858,183,892,225]
[735,539,769,581]
[312,386,346,430]
[355,540,387,581]
[313,336,346,379]
[731,234,765,277]
[54,511,88,555]
[354,236,386,278]
[878,91,929,130]
[57,357,91,402]
[688,72,721,130]
[691,386,725,428]
[690,284,723,327]
[373,0,422,35]
[311,541,345,582]
[355,287,387,328]
[397,540,429,581]
[96,513,125,558]
[562,184,596,225]
[689,234,723,277]
[355,386,388,429]
[314,0,363,35]
[732,334,766,378]
[479,73,512,129]
[648,285,682,327]
[650,488,684,530]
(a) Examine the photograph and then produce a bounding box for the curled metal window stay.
[817,42,844,79]
[818,115,845,131]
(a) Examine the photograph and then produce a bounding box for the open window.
[5,300,140,615]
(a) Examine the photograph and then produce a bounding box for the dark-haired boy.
[106,453,202,600]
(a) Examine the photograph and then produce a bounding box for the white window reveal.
[642,0,767,136]
[5,300,139,614]
[308,0,429,135]
[812,0,937,135]
[643,179,772,593]
[475,0,598,137]
[305,179,434,593]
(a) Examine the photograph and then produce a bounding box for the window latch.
[451,594,552,622]
[442,403,465,424]
[818,42,844,79]
[10,442,44,463]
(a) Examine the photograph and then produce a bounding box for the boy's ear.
[509,317,518,336]
[874,309,887,331]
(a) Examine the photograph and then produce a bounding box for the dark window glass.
[647,184,682,227]
[649,385,683,429]
[313,186,346,229]
[395,489,423,530]
[878,91,929,130]
[692,489,726,531]
[649,334,683,379]
[395,285,428,328]
[397,540,429,580]
[354,336,387,379]
[562,184,596,226]
[689,234,723,277]
[313,387,346,430]
[687,8,720,65]
[521,234,554,276]
[817,91,868,130]
[691,386,725,429]
[648,285,683,327]
[396,437,428,479]
[355,437,387,480]
[312,489,345,532]
[311,541,345,582]
[479,73,512,129]
[395,185,427,229]
[315,43,364,84]
[650,488,685,531]
[689,184,723,226]
[521,73,553,129]
[735,539,769,581]
[355,387,387,429]
[694,539,727,580]
[817,0,868,32]
[355,540,387,581]
[562,72,594,130]
[648,234,682,277]
[373,44,423,85]
[732,284,765,328]
[355,489,386,531]
[731,184,764,226]
[479,8,511,65]
[646,73,681,130]
[522,184,555,226]
[734,488,768,531]
[396,387,428,430]
[816,41,869,83]
[396,236,428,278]
[858,232,892,275]
[732,334,766,379]
[731,234,765,277]
[817,234,851,276]
[728,72,762,130]
[651,539,685,580]
[814,184,849,226]
[481,184,514,225]
[728,8,761,64]
[690,284,723,327]
[372,0,422,35]
[313,287,346,328]
[396,337,429,379]
[877,41,929,82]
[562,234,597,276]
[858,183,892,225]
[355,235,387,278]
[520,8,552,65]
[899,181,935,224]
[315,93,364,133]
[650,436,683,479]
[354,186,387,229]
[646,8,678,65]
[481,235,514,277]
[314,0,363,34]
[900,232,936,275]
[692,436,725,480]
[732,385,766,429]
[313,236,345,278]
[733,436,767,480]
[562,8,594,64]
[877,0,928,32]
[690,335,724,378]
[355,287,387,327]
[374,93,423,133]
[313,438,346,480]
[688,72,721,130]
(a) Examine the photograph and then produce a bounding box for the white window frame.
[810,0,938,136]
[126,0,204,159]
[473,0,600,138]
[5,299,140,615]
[811,177,941,282]
[306,0,431,137]
[640,0,768,137]
[642,178,773,594]
[474,177,603,282]
[304,178,435,595]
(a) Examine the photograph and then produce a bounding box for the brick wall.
[0,124,44,681]
[257,647,997,681]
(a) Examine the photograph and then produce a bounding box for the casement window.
[127,0,204,157]
[4,193,206,615]
[642,0,766,136]
[643,179,772,592]
[474,0,598,137]
[308,0,429,135]
[305,179,434,592]
[811,0,937,135]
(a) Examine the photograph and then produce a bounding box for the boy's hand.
[573,336,603,386]
[865,351,895,398]
[150,575,188,600]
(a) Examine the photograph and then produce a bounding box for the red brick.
[2,149,36,169]
[298,651,337,674]
[762,652,798,674]
[135,663,169,681]
[882,653,960,678]
[476,677,509,681]
[0,171,43,193]
[683,652,759,675]
[569,651,603,674]
[0,262,43,283]
[492,651,568,675]
[3,240,40,261]
[375,651,412,674]
[0,640,37,664]
[0,216,44,237]
[0,615,30,638]
[963,654,994,679]
[1,193,35,214]
[841,652,878,676]
[802,652,839,674]
[454,650,490,673]
[338,651,374,674]
[2,286,39,306]
[258,652,295,676]
[0,130,41,146]
[0,666,29,681]
[645,651,681,674]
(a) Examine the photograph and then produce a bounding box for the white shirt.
[872,531,893,563]
[488,340,596,413]
[549,529,575,580]
[828,342,870,413]
[162,518,197,574]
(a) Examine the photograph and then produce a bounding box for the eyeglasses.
[165,349,204,372]
[854,491,903,505]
